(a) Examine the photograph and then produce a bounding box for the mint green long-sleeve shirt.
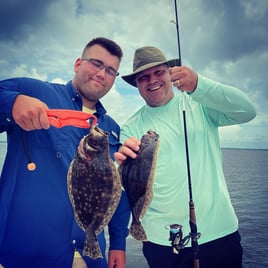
[120,75,256,246]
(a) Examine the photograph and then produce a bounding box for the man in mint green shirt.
[115,46,256,268]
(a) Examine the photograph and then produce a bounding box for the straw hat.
[122,46,179,87]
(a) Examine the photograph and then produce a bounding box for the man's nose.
[96,67,106,76]
[148,75,158,85]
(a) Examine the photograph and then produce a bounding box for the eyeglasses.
[81,58,119,77]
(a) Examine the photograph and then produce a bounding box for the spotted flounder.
[121,130,159,241]
[67,124,122,259]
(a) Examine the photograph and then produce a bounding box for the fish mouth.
[77,137,100,160]
[89,124,109,139]
[90,124,105,136]
[77,125,109,157]
[77,133,98,157]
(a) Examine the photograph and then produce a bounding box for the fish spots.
[67,124,122,259]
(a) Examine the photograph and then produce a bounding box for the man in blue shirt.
[0,37,130,268]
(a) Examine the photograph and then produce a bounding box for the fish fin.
[129,195,148,241]
[82,227,103,259]
[130,219,147,241]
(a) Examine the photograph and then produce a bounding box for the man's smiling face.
[135,64,174,107]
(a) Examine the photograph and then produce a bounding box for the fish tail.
[130,220,147,241]
[82,228,103,259]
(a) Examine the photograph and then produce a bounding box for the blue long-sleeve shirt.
[0,78,130,268]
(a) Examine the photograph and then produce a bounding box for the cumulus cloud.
[0,0,266,148]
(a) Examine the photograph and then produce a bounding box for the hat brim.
[121,58,180,87]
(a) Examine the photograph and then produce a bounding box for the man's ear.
[74,58,82,73]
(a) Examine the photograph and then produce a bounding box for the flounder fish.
[67,124,122,259]
[120,130,159,241]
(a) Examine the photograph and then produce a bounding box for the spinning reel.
[167,224,200,254]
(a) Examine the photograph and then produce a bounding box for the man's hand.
[169,66,198,93]
[108,250,126,268]
[114,137,141,166]
[12,94,50,131]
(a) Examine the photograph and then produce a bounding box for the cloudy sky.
[0,0,267,149]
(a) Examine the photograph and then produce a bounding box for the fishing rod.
[169,1,201,267]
